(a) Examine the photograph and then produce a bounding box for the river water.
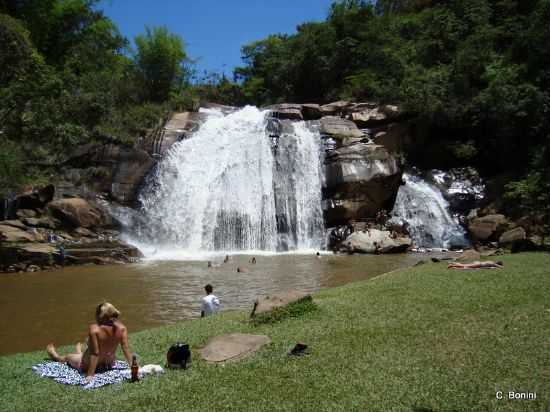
[0,253,423,356]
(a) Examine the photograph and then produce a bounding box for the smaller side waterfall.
[391,172,469,248]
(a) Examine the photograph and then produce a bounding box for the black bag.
[166,343,191,369]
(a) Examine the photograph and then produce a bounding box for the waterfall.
[391,172,469,248]
[133,106,325,256]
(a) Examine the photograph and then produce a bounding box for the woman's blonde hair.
[95,302,120,323]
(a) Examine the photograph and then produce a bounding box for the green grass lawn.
[1,253,548,411]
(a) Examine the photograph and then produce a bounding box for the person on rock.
[201,284,220,318]
[46,302,134,383]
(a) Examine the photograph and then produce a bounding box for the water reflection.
[0,253,420,355]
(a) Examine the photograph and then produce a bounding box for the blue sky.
[99,0,335,77]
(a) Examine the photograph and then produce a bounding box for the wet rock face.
[425,168,485,215]
[323,143,402,226]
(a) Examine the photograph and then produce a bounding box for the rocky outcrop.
[0,240,142,272]
[0,243,58,271]
[0,224,39,242]
[48,198,107,228]
[324,143,402,226]
[0,184,143,273]
[251,290,312,317]
[467,214,509,242]
[320,100,352,116]
[340,229,412,254]
[499,227,526,246]
[348,105,403,127]
[267,103,304,120]
[320,116,365,141]
[109,148,155,204]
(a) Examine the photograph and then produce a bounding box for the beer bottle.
[131,355,139,382]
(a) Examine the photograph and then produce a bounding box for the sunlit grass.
[0,252,548,411]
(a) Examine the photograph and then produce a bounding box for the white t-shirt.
[201,294,220,317]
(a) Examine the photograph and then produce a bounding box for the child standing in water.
[201,284,220,317]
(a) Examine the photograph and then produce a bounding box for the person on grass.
[447,260,504,270]
[201,284,220,318]
[46,302,134,383]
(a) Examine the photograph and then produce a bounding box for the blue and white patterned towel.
[32,360,133,390]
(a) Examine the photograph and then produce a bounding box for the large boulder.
[320,116,364,140]
[199,333,271,363]
[251,290,312,317]
[48,198,106,228]
[324,143,402,226]
[341,230,412,254]
[266,104,303,120]
[468,214,509,241]
[499,227,526,246]
[348,105,403,127]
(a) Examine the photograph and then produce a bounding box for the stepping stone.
[198,333,271,363]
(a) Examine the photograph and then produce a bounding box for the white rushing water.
[133,106,325,257]
[391,172,469,248]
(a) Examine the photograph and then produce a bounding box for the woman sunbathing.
[46,302,134,382]
[448,260,504,270]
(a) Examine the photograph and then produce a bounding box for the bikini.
[76,321,117,372]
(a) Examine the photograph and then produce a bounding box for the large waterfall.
[391,172,469,248]
[133,106,325,256]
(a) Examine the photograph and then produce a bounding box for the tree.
[134,26,189,102]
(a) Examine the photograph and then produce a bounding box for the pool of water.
[0,253,424,356]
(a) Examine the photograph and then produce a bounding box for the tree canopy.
[233,0,550,220]
[0,0,193,195]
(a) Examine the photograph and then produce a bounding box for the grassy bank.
[0,253,548,411]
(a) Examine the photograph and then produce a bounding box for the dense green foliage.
[1,252,548,410]
[235,0,550,219]
[134,26,189,102]
[0,1,192,196]
[2,0,548,221]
